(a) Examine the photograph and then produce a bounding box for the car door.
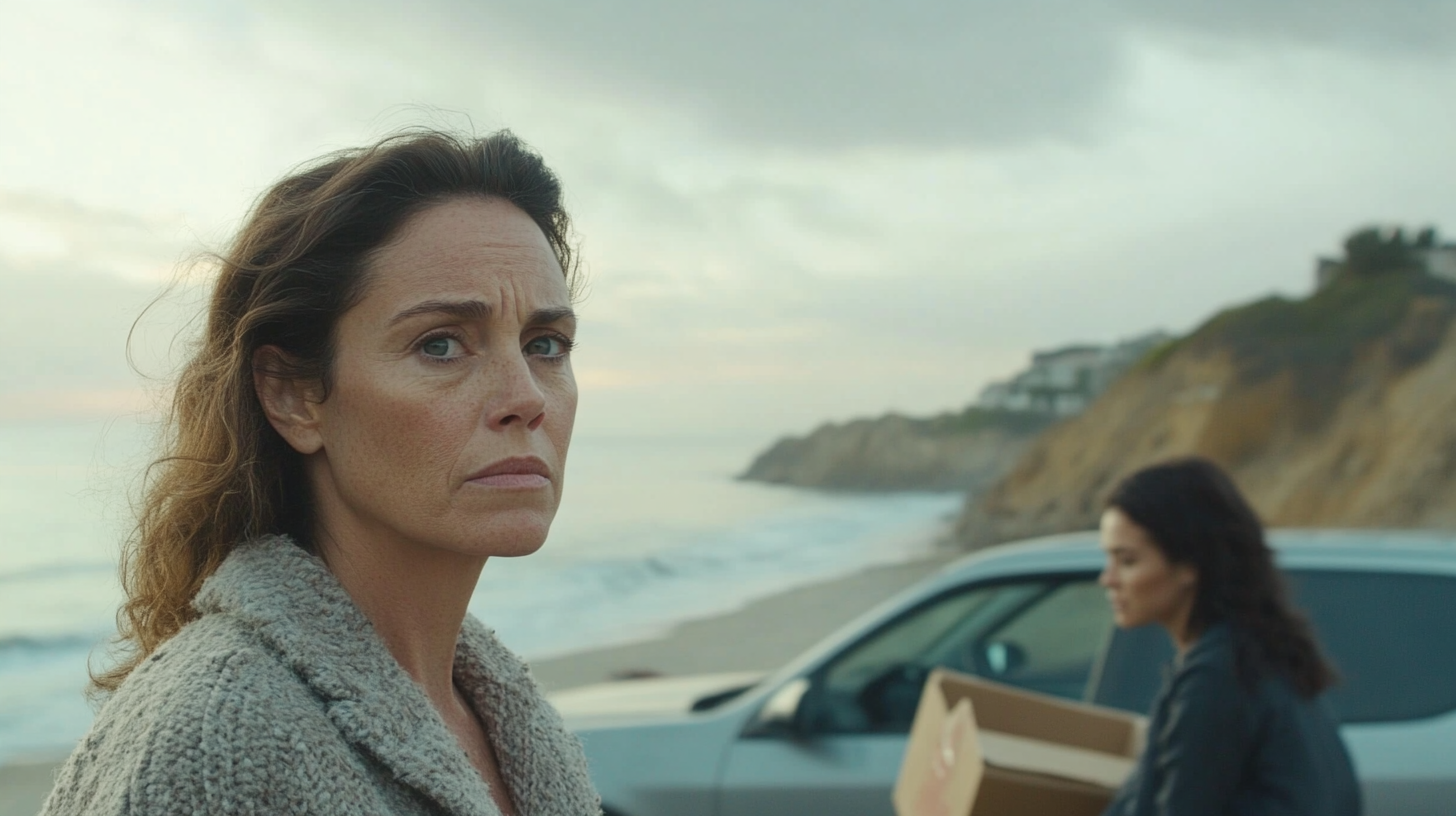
[1287,569,1456,816]
[715,573,1112,816]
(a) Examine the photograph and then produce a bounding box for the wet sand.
[528,552,956,690]
[0,762,58,816]
[0,551,956,815]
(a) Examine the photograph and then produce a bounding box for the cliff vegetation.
[957,266,1456,546]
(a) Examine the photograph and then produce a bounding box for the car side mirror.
[979,640,1028,678]
[742,677,813,739]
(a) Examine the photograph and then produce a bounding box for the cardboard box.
[892,669,1146,816]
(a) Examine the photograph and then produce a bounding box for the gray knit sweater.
[40,536,603,816]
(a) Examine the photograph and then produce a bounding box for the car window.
[823,582,1043,696]
[811,575,1105,734]
[1291,570,1456,723]
[1090,569,1456,724]
[975,580,1115,700]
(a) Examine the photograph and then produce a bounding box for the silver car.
[551,530,1456,816]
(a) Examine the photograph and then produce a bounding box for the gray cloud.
[0,191,200,393]
[0,270,155,393]
[330,0,1456,150]
[0,190,183,279]
[1123,1,1456,54]
[425,0,1126,149]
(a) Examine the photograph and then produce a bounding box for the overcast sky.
[3,0,1455,440]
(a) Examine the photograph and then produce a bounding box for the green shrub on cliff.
[919,406,1057,436]
[1136,270,1456,419]
[1203,271,1453,367]
[1341,226,1428,276]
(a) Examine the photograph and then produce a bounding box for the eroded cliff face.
[740,411,1052,492]
[956,274,1456,547]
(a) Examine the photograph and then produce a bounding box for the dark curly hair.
[1106,457,1336,697]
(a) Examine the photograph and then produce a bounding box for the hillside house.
[1422,246,1456,281]
[978,332,1171,418]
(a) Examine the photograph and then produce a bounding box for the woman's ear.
[253,346,326,455]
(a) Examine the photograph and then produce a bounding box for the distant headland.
[741,224,1456,547]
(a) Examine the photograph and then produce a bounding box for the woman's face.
[1098,508,1198,633]
[296,196,577,561]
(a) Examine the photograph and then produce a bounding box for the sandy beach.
[0,550,955,816]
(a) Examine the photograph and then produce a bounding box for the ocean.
[0,418,960,763]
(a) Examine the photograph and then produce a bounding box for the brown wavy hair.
[95,129,577,693]
[1105,457,1337,697]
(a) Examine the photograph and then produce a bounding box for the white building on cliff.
[977,331,1171,418]
[1422,246,1456,281]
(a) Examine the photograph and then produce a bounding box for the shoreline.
[527,548,958,690]
[0,548,960,816]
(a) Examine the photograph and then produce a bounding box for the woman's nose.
[484,356,548,431]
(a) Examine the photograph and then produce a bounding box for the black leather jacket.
[1103,624,1361,816]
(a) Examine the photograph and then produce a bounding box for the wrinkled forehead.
[358,198,570,316]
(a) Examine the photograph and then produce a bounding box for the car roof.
[929,527,1456,590]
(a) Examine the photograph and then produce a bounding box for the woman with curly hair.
[1099,457,1360,816]
[41,130,602,816]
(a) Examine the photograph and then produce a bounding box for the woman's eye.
[420,336,463,359]
[524,334,571,358]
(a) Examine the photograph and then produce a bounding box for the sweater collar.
[193,535,599,816]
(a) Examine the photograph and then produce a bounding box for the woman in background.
[41,130,601,815]
[1098,457,1360,816]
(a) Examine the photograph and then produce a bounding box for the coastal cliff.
[740,409,1053,492]
[956,269,1456,546]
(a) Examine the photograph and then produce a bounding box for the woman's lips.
[465,457,551,489]
[468,473,550,489]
